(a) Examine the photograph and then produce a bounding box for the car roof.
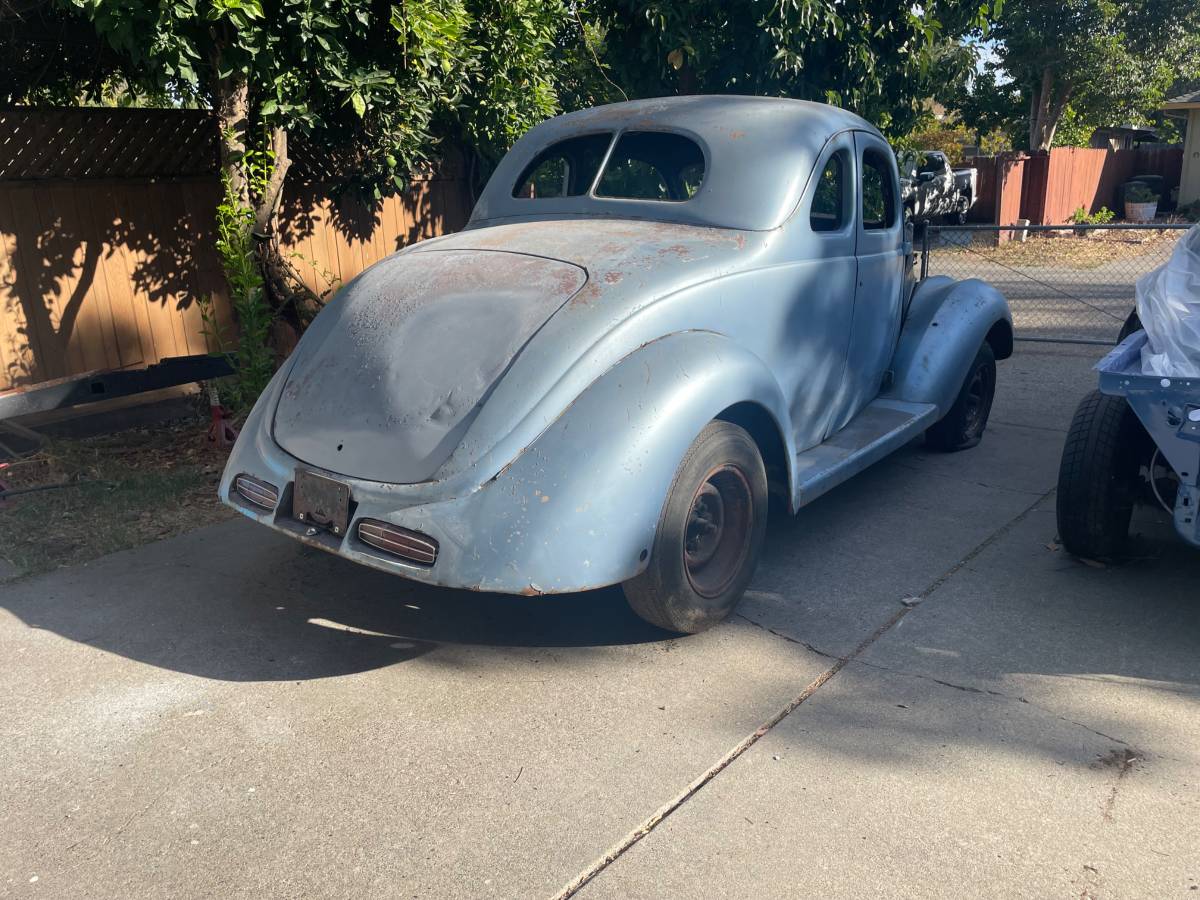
[468,95,883,232]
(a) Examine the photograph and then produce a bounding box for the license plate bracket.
[293,469,351,535]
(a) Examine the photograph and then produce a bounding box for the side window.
[513,133,612,199]
[862,148,897,230]
[810,151,847,232]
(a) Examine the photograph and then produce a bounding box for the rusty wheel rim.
[684,465,753,599]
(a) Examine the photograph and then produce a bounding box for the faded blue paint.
[220,96,1013,594]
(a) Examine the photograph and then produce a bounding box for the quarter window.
[862,149,897,230]
[810,152,846,232]
[513,133,612,199]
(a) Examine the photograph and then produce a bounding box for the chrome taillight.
[234,474,279,510]
[358,520,438,566]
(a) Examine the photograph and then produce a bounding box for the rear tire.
[1056,390,1147,559]
[623,421,768,634]
[925,342,996,451]
[1117,309,1141,343]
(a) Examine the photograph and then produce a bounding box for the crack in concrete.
[843,656,1132,747]
[550,489,1054,900]
[734,617,1133,750]
[1099,748,1140,823]
[733,614,841,661]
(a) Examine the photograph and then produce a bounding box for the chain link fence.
[920,223,1193,344]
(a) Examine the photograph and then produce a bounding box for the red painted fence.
[966,146,1184,227]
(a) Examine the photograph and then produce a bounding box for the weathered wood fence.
[967,145,1184,227]
[0,108,472,393]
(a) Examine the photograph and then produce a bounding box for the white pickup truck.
[898,150,977,225]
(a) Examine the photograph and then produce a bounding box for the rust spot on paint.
[730,130,746,139]
[603,271,623,284]
[569,283,604,307]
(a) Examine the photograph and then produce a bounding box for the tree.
[963,0,1200,151]
[36,1,563,326]
[588,0,999,137]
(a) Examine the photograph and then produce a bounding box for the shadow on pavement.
[2,533,667,683]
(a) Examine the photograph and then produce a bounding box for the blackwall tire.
[1117,309,1142,343]
[622,421,768,634]
[1055,390,1147,559]
[925,341,997,452]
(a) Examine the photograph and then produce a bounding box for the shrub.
[1071,205,1115,225]
[1125,182,1159,204]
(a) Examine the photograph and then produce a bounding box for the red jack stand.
[205,382,239,448]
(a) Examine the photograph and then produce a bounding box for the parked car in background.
[898,149,977,224]
[221,96,1013,634]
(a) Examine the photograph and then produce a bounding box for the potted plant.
[1124,182,1159,222]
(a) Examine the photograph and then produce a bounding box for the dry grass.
[0,418,235,580]
[937,228,1182,270]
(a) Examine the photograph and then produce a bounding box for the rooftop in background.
[1162,90,1200,110]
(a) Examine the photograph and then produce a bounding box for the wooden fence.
[966,146,1184,228]
[0,109,472,393]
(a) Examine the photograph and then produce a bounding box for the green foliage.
[977,128,1012,155]
[201,145,277,409]
[1050,105,1099,148]
[1070,205,1115,224]
[51,0,569,191]
[896,119,974,164]
[590,0,999,138]
[1124,182,1158,203]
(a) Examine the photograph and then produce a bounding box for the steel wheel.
[684,465,754,598]
[623,421,768,634]
[961,361,993,437]
[925,341,997,451]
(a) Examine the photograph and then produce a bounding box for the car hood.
[273,249,587,483]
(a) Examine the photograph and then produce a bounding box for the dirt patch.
[0,417,235,580]
[938,229,1181,270]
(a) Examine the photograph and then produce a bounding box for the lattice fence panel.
[0,109,218,180]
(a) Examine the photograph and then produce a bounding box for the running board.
[793,399,938,508]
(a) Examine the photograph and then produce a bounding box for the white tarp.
[1139,224,1200,378]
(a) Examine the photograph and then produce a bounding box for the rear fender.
[389,330,792,593]
[884,276,1012,416]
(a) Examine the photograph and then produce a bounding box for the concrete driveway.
[2,344,1198,899]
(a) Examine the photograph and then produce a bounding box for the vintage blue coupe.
[221,96,1013,633]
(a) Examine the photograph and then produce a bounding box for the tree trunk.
[209,39,250,208]
[250,127,324,328]
[208,37,321,358]
[1029,65,1072,152]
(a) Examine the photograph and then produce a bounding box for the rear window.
[513,133,612,199]
[596,132,705,202]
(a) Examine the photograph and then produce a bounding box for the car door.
[825,131,905,434]
[781,132,859,452]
